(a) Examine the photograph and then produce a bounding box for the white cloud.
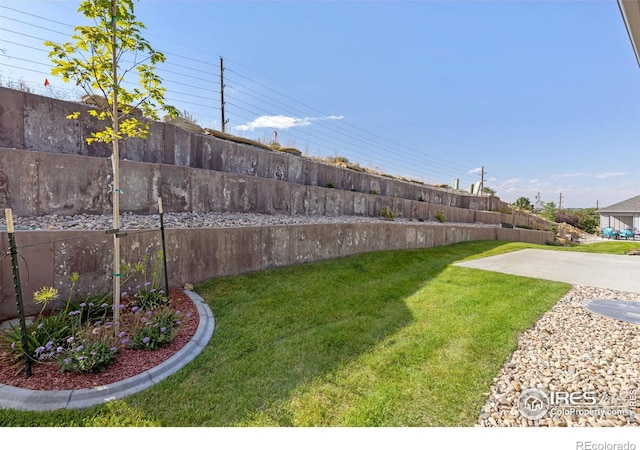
[502,178,521,185]
[468,167,483,174]
[235,114,344,132]
[529,179,539,183]
[594,172,626,179]
[553,172,590,178]
[236,115,311,131]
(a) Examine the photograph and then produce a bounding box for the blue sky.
[1,0,639,209]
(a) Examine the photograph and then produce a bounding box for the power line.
[223,59,473,171]
[2,5,74,29]
[225,65,472,175]
[2,4,475,180]
[1,18,71,37]
[0,4,481,186]
[224,74,472,180]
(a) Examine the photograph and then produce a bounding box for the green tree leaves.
[44,0,177,144]
[510,196,534,212]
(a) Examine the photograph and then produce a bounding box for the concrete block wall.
[1,147,546,230]
[0,224,553,321]
[0,88,556,322]
[0,87,508,212]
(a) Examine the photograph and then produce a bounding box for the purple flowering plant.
[127,306,181,351]
[130,251,169,310]
[58,324,119,374]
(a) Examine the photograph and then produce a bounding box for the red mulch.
[0,289,199,391]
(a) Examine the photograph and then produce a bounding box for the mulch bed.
[0,289,199,391]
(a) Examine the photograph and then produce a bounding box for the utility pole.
[559,192,563,212]
[477,166,485,195]
[220,57,229,133]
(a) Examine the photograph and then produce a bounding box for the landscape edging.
[0,290,214,412]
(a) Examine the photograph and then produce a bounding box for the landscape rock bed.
[0,211,502,231]
[0,212,499,231]
[478,285,640,427]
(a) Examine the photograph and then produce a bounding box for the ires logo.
[517,388,636,420]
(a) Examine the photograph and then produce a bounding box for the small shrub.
[1,277,80,364]
[131,251,169,310]
[380,206,396,221]
[435,211,446,223]
[418,218,424,222]
[58,326,119,374]
[555,211,581,229]
[134,284,168,310]
[68,293,113,327]
[128,306,181,351]
[326,180,335,189]
[2,312,70,364]
[418,194,425,202]
[369,190,379,195]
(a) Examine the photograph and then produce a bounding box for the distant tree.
[45,0,177,332]
[577,208,599,234]
[540,201,557,222]
[482,186,496,196]
[510,196,534,212]
[534,192,545,213]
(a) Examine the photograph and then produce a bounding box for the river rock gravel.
[477,285,640,427]
[0,211,501,231]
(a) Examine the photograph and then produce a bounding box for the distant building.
[598,194,640,232]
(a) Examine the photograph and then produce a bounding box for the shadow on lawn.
[130,241,510,425]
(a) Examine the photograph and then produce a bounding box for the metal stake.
[158,198,170,297]
[4,208,31,378]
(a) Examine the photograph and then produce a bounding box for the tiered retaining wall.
[0,87,506,212]
[0,148,549,230]
[0,87,554,321]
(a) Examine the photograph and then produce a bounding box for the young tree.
[45,0,177,332]
[534,192,545,213]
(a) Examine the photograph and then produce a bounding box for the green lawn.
[564,240,640,254]
[3,239,630,426]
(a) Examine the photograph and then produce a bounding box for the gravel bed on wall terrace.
[0,212,501,231]
[478,285,640,427]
